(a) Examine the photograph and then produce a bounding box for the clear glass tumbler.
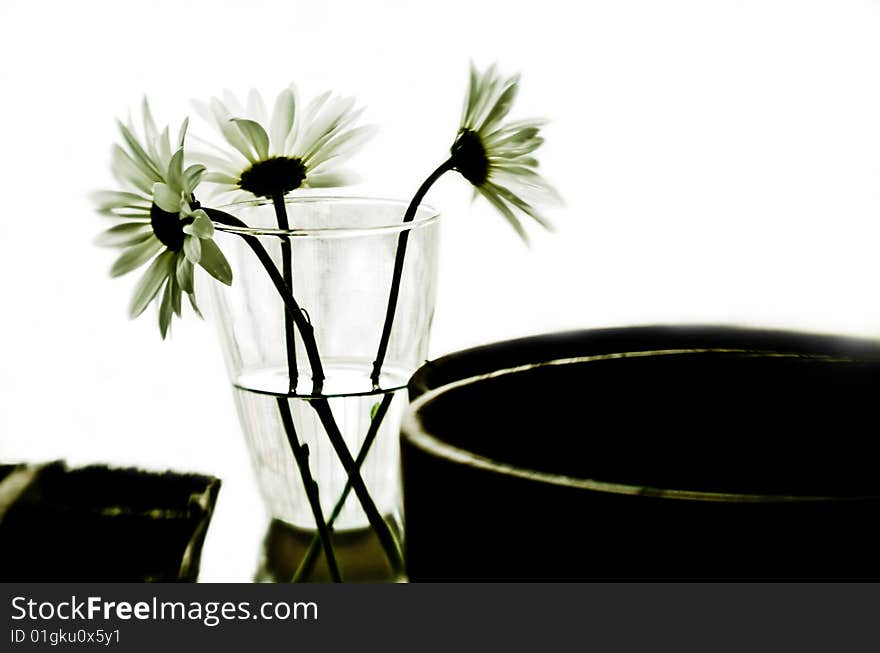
[208,196,439,581]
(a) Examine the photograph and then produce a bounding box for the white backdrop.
[2,0,879,579]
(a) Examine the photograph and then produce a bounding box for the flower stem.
[370,158,454,387]
[272,193,299,393]
[292,392,396,581]
[204,208,325,393]
[309,398,404,574]
[276,397,341,582]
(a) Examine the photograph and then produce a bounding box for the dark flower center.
[450,129,490,186]
[150,203,193,251]
[238,156,308,198]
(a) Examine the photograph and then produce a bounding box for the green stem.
[292,392,396,581]
[310,398,404,574]
[370,158,454,387]
[272,194,299,393]
[276,398,341,582]
[205,208,324,393]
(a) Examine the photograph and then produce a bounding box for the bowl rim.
[403,326,880,504]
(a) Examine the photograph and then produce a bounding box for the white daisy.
[450,63,561,241]
[92,100,232,338]
[193,86,375,202]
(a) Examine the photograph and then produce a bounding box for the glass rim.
[402,350,880,504]
[213,194,440,238]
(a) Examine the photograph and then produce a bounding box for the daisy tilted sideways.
[91,100,232,338]
[449,63,561,241]
[193,86,375,203]
[371,63,561,382]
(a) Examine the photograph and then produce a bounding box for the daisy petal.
[483,118,548,142]
[167,149,184,193]
[90,190,150,211]
[129,250,174,318]
[110,237,163,277]
[177,117,190,149]
[197,239,233,285]
[159,276,174,339]
[491,168,562,204]
[183,234,202,263]
[246,88,268,125]
[97,207,150,221]
[220,90,245,116]
[462,61,480,127]
[480,75,520,133]
[306,169,360,188]
[117,121,163,182]
[210,99,257,162]
[152,183,180,213]
[183,211,214,238]
[95,222,153,248]
[485,181,554,231]
[477,186,529,244]
[183,164,206,192]
[187,291,203,318]
[469,64,501,131]
[111,145,155,194]
[483,126,540,150]
[296,96,356,157]
[204,171,240,185]
[303,90,332,124]
[169,268,182,317]
[487,136,544,159]
[231,118,270,160]
[176,256,194,294]
[287,90,331,152]
[191,98,217,125]
[504,155,539,168]
[188,146,243,175]
[142,97,158,142]
[156,126,173,170]
[304,124,377,169]
[270,88,296,154]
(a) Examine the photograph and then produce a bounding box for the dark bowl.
[401,326,880,580]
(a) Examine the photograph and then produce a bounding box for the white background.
[2,0,879,580]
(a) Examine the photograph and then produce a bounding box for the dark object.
[256,518,404,583]
[402,326,880,580]
[0,462,220,581]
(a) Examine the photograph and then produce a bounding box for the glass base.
[255,518,405,583]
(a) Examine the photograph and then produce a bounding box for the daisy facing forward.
[92,101,232,338]
[194,86,375,205]
[193,85,375,396]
